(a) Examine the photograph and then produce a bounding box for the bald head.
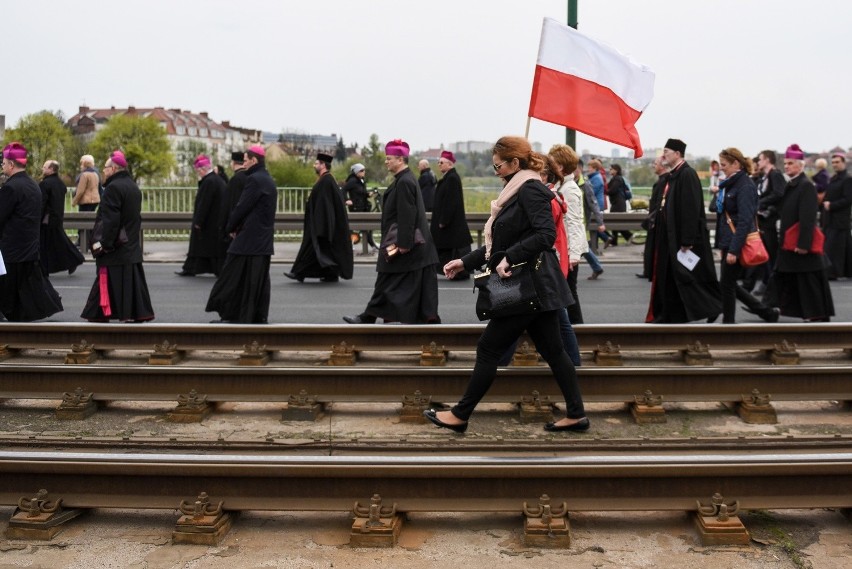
[418,159,430,171]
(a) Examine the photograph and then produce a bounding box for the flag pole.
[566,0,578,148]
[524,116,531,139]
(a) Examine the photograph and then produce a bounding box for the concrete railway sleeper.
[3,322,852,367]
[0,364,850,424]
[1,449,850,546]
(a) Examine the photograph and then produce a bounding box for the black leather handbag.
[473,254,542,321]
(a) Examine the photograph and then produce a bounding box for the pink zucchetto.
[248,145,265,157]
[784,144,805,160]
[193,154,211,169]
[110,150,128,168]
[2,142,28,164]
[440,150,456,163]
[385,139,410,157]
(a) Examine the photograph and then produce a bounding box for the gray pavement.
[43,239,852,324]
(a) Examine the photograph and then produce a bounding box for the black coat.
[0,171,42,262]
[607,174,629,212]
[226,163,277,256]
[40,174,84,274]
[39,174,68,227]
[376,167,438,273]
[342,173,369,212]
[290,172,354,279]
[647,161,720,322]
[822,170,852,230]
[775,173,824,273]
[430,168,472,249]
[93,170,143,267]
[757,168,786,220]
[716,170,758,256]
[189,172,226,258]
[418,168,437,212]
[462,176,571,313]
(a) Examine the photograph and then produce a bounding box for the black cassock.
[39,174,84,275]
[182,172,226,275]
[289,172,354,280]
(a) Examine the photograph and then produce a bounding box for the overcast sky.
[3,0,849,159]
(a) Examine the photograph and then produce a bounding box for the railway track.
[3,322,851,358]
[1,443,850,545]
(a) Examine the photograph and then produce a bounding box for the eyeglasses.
[492,160,508,172]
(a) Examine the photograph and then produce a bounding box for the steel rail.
[1,364,850,403]
[3,322,851,353]
[1,448,850,512]
[3,434,851,454]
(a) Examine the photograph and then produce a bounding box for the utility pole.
[566,0,578,149]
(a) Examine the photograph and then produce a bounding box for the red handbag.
[782,222,824,254]
[725,213,769,267]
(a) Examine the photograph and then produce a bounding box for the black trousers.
[451,310,585,421]
[720,249,770,323]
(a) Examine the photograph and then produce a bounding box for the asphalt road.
[46,258,852,325]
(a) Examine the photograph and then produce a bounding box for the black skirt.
[206,254,270,323]
[767,269,835,320]
[40,225,85,274]
[365,265,440,323]
[181,255,221,276]
[0,260,63,321]
[80,263,155,322]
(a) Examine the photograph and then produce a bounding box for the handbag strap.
[725,212,760,234]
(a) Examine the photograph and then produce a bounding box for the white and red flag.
[528,17,655,158]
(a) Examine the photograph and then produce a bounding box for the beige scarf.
[483,169,540,259]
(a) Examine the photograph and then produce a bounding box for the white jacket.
[556,176,589,264]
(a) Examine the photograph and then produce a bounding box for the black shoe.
[175,271,195,277]
[635,273,648,279]
[587,270,603,280]
[762,307,780,323]
[284,272,304,282]
[320,276,339,283]
[706,314,719,323]
[209,318,230,323]
[423,409,468,433]
[543,417,590,432]
[343,314,376,324]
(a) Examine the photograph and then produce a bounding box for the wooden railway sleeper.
[5,489,83,540]
[518,390,554,423]
[594,340,623,366]
[329,341,357,366]
[400,390,432,424]
[631,389,666,424]
[693,492,750,545]
[420,342,447,366]
[64,339,99,364]
[56,387,97,420]
[770,340,800,365]
[239,341,270,366]
[683,341,712,366]
[351,494,402,547]
[149,340,184,365]
[172,492,233,545]
[282,390,324,421]
[737,389,777,424]
[168,390,212,423]
[523,494,571,547]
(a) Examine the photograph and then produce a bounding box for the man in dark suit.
[749,149,788,294]
[344,139,440,324]
[206,145,277,323]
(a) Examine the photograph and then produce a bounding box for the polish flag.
[528,18,655,158]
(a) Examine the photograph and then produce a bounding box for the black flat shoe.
[174,271,195,277]
[635,273,648,279]
[423,409,468,433]
[543,417,590,432]
[284,272,304,282]
[342,314,376,324]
